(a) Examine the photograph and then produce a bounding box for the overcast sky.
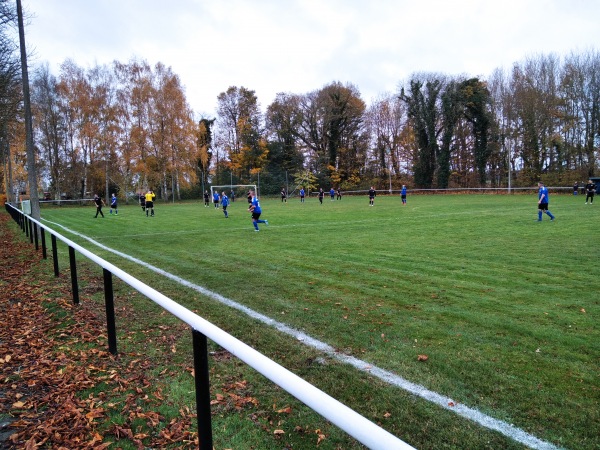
[22,0,600,117]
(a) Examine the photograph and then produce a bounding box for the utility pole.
[16,0,40,220]
[388,148,393,194]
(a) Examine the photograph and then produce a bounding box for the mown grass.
[35,193,599,449]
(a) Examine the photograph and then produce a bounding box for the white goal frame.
[210,184,257,201]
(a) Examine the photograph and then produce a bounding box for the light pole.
[503,130,511,194]
[17,0,40,220]
[388,148,393,194]
[257,170,260,198]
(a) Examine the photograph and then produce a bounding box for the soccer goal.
[210,185,257,202]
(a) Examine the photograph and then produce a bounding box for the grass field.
[35,192,599,449]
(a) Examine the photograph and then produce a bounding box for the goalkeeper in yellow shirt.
[145,189,156,217]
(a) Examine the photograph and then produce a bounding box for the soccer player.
[213,191,220,208]
[109,193,118,215]
[145,189,156,217]
[221,191,229,218]
[300,187,305,203]
[248,190,268,231]
[537,182,555,221]
[330,187,335,201]
[281,188,287,203]
[203,190,210,207]
[93,194,105,218]
[139,193,146,212]
[401,185,407,205]
[585,180,595,204]
[369,186,376,206]
[318,188,324,204]
[336,188,342,200]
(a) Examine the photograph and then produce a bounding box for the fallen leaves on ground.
[0,213,336,449]
[0,214,197,449]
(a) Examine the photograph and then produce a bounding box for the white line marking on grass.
[44,219,562,450]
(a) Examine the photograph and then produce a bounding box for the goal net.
[210,185,257,202]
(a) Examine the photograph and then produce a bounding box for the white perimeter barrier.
[8,204,414,450]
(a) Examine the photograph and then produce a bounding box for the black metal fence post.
[41,228,47,259]
[33,222,39,251]
[192,329,213,450]
[102,268,118,355]
[28,219,33,244]
[51,234,59,277]
[68,246,80,305]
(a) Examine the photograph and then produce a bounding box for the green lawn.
[37,193,599,449]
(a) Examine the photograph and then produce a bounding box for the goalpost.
[210,185,257,202]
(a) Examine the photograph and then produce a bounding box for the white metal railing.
[5,203,414,450]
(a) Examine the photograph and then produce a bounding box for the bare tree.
[0,0,21,202]
[561,50,600,177]
[32,63,65,200]
[510,55,562,183]
[367,94,403,174]
[215,86,266,184]
[292,82,366,184]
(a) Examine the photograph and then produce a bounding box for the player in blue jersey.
[537,182,555,221]
[330,187,335,201]
[213,191,220,208]
[109,193,118,215]
[300,187,305,203]
[401,185,407,205]
[221,191,229,218]
[248,190,268,231]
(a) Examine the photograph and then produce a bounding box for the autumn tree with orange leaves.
[215,86,268,185]
[4,44,600,200]
[30,59,199,202]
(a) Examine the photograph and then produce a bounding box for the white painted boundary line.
[10,209,411,450]
[42,216,562,450]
